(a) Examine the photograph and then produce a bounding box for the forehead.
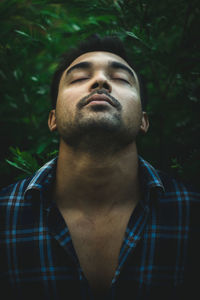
[65,51,136,75]
[68,51,129,67]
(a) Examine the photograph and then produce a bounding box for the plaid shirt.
[0,156,199,300]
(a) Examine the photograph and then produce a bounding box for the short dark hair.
[50,34,148,110]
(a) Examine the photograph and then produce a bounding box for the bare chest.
[61,209,132,296]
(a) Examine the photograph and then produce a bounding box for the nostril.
[91,81,111,92]
[103,82,110,90]
[91,82,99,89]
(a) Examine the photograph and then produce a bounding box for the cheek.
[56,88,78,113]
[114,85,140,101]
[58,84,88,107]
[118,89,142,123]
[115,87,141,110]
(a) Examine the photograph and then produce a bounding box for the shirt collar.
[138,156,165,205]
[24,157,57,202]
[24,155,165,205]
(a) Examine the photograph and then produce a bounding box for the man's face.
[49,51,148,154]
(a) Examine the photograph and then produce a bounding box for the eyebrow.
[66,62,91,75]
[109,61,135,79]
[66,60,136,80]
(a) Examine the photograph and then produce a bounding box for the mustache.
[76,89,122,111]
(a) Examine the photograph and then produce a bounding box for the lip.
[86,94,114,106]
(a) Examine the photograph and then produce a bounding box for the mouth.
[86,94,114,107]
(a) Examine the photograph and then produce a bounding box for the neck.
[53,139,140,216]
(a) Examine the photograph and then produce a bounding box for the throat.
[55,176,141,214]
[55,140,140,210]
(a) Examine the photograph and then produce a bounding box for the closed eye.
[113,78,130,84]
[71,78,89,84]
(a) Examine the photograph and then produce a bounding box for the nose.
[89,73,112,93]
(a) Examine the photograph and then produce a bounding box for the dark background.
[0,0,199,189]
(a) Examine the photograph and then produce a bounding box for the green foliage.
[0,0,200,188]
[6,147,40,176]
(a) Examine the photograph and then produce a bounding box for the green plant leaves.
[6,147,40,175]
[0,0,199,188]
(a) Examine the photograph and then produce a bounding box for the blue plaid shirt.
[0,156,199,300]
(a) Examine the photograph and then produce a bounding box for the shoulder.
[0,176,33,204]
[0,157,57,215]
[156,170,200,228]
[0,157,57,203]
[0,176,34,228]
[139,156,200,203]
[157,169,200,202]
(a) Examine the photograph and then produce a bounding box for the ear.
[48,110,57,132]
[140,112,149,134]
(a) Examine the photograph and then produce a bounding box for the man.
[0,35,199,300]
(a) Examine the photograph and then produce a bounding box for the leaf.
[36,143,47,155]
[125,31,140,40]
[6,160,31,174]
[40,10,59,19]
[15,30,31,38]
[6,147,40,175]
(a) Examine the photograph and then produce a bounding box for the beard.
[56,90,140,156]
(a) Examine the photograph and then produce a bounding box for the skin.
[48,51,149,211]
[48,51,149,296]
